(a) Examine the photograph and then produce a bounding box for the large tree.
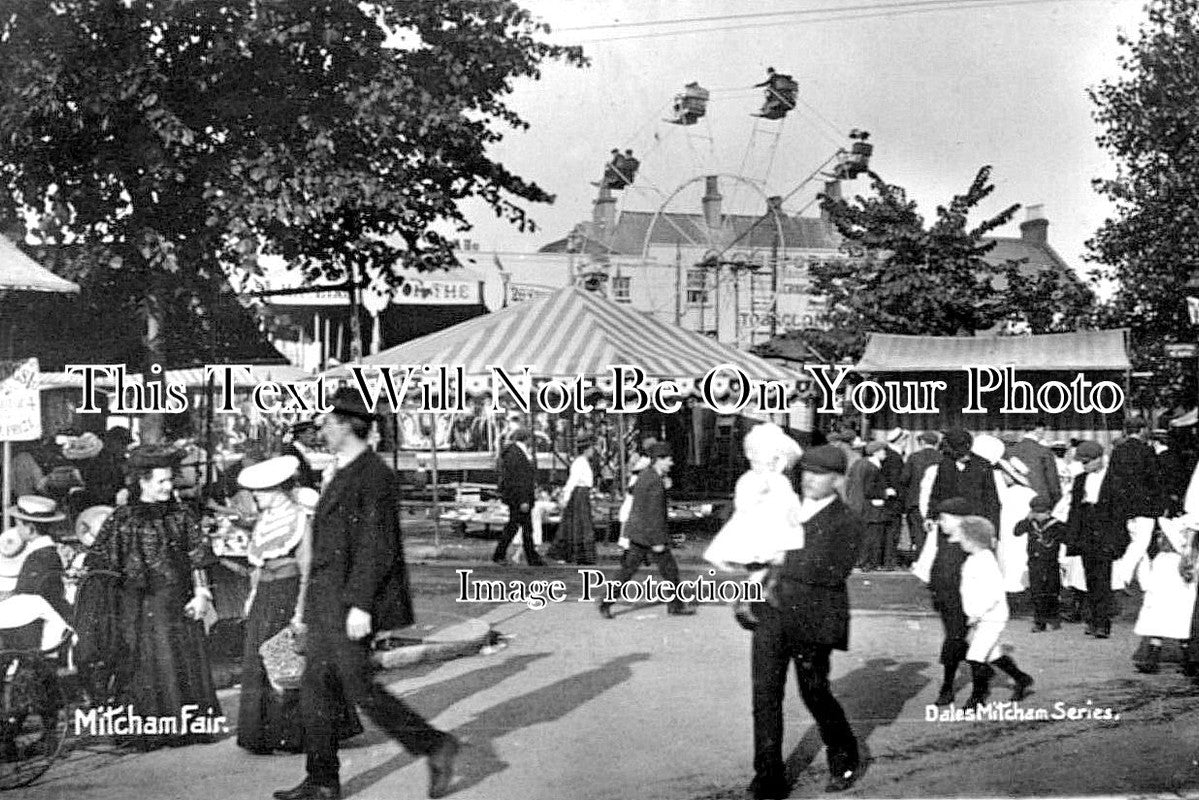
[1089,0,1199,411]
[794,167,1094,361]
[0,1,584,437]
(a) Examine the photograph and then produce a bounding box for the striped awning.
[858,329,1131,373]
[331,285,799,382]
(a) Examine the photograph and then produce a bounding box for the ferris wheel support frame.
[639,173,787,340]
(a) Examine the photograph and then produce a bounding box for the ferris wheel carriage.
[670,82,710,125]
[756,74,798,120]
[602,150,640,190]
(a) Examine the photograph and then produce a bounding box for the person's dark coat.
[306,449,413,633]
[1006,437,1062,506]
[768,496,863,650]
[623,467,668,548]
[928,453,1000,531]
[860,460,888,524]
[900,447,942,511]
[1105,436,1163,520]
[1064,470,1129,560]
[15,538,69,621]
[499,442,535,508]
[880,445,904,516]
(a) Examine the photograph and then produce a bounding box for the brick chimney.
[1020,204,1048,245]
[592,184,616,236]
[821,180,842,221]
[702,175,722,230]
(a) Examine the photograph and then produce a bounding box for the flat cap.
[801,444,847,475]
[1074,440,1104,460]
[934,496,972,516]
[647,442,673,459]
[865,441,887,456]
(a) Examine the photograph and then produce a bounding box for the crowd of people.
[0,388,459,799]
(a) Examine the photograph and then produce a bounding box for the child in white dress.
[704,423,805,595]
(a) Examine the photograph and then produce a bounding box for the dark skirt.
[552,487,596,565]
[113,582,222,750]
[238,575,362,752]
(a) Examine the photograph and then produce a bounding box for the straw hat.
[238,456,300,491]
[7,495,66,524]
[62,432,103,460]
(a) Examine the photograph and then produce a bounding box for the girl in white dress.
[1133,515,1198,673]
[703,423,804,590]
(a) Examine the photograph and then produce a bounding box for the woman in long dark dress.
[81,444,221,750]
[234,456,360,754]
[550,439,598,565]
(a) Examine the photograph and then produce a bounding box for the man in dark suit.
[1107,417,1163,591]
[928,429,1000,532]
[1064,440,1128,639]
[858,442,889,570]
[900,431,942,561]
[493,429,544,566]
[879,428,906,569]
[275,389,458,800]
[599,442,694,618]
[746,445,863,799]
[1005,422,1061,508]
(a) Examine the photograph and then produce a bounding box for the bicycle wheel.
[0,651,68,791]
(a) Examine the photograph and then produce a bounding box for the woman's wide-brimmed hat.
[62,432,103,461]
[126,443,185,471]
[7,494,66,524]
[238,455,300,491]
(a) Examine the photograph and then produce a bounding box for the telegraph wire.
[553,0,1088,43]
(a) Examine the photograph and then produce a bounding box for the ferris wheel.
[580,72,872,345]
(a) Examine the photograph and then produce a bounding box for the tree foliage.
[1088,0,1199,411]
[800,167,1094,361]
[0,0,585,328]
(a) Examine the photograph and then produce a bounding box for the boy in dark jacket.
[1013,495,1064,632]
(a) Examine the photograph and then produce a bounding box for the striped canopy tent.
[327,284,801,398]
[0,234,79,293]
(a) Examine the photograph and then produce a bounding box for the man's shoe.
[825,765,862,793]
[1094,623,1111,640]
[427,735,459,799]
[527,557,547,567]
[491,555,506,565]
[667,605,696,616]
[1031,622,1046,633]
[749,774,790,799]
[934,687,955,707]
[272,779,340,800]
[598,603,614,619]
[1011,674,1034,701]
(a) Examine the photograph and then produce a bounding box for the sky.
[451,0,1147,281]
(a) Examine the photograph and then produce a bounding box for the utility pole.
[674,240,682,325]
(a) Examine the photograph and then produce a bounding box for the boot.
[935,661,959,706]
[1136,642,1161,674]
[993,655,1034,701]
[964,661,992,708]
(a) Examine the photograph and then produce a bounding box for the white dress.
[995,471,1038,592]
[962,549,1010,663]
[1134,519,1198,639]
[704,470,804,569]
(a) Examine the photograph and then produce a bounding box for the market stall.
[855,329,1132,444]
[325,283,802,530]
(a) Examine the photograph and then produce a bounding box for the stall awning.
[857,330,1131,373]
[335,285,799,382]
[0,235,79,293]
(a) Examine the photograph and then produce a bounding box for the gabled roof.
[539,214,1077,286]
[857,330,1130,373]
